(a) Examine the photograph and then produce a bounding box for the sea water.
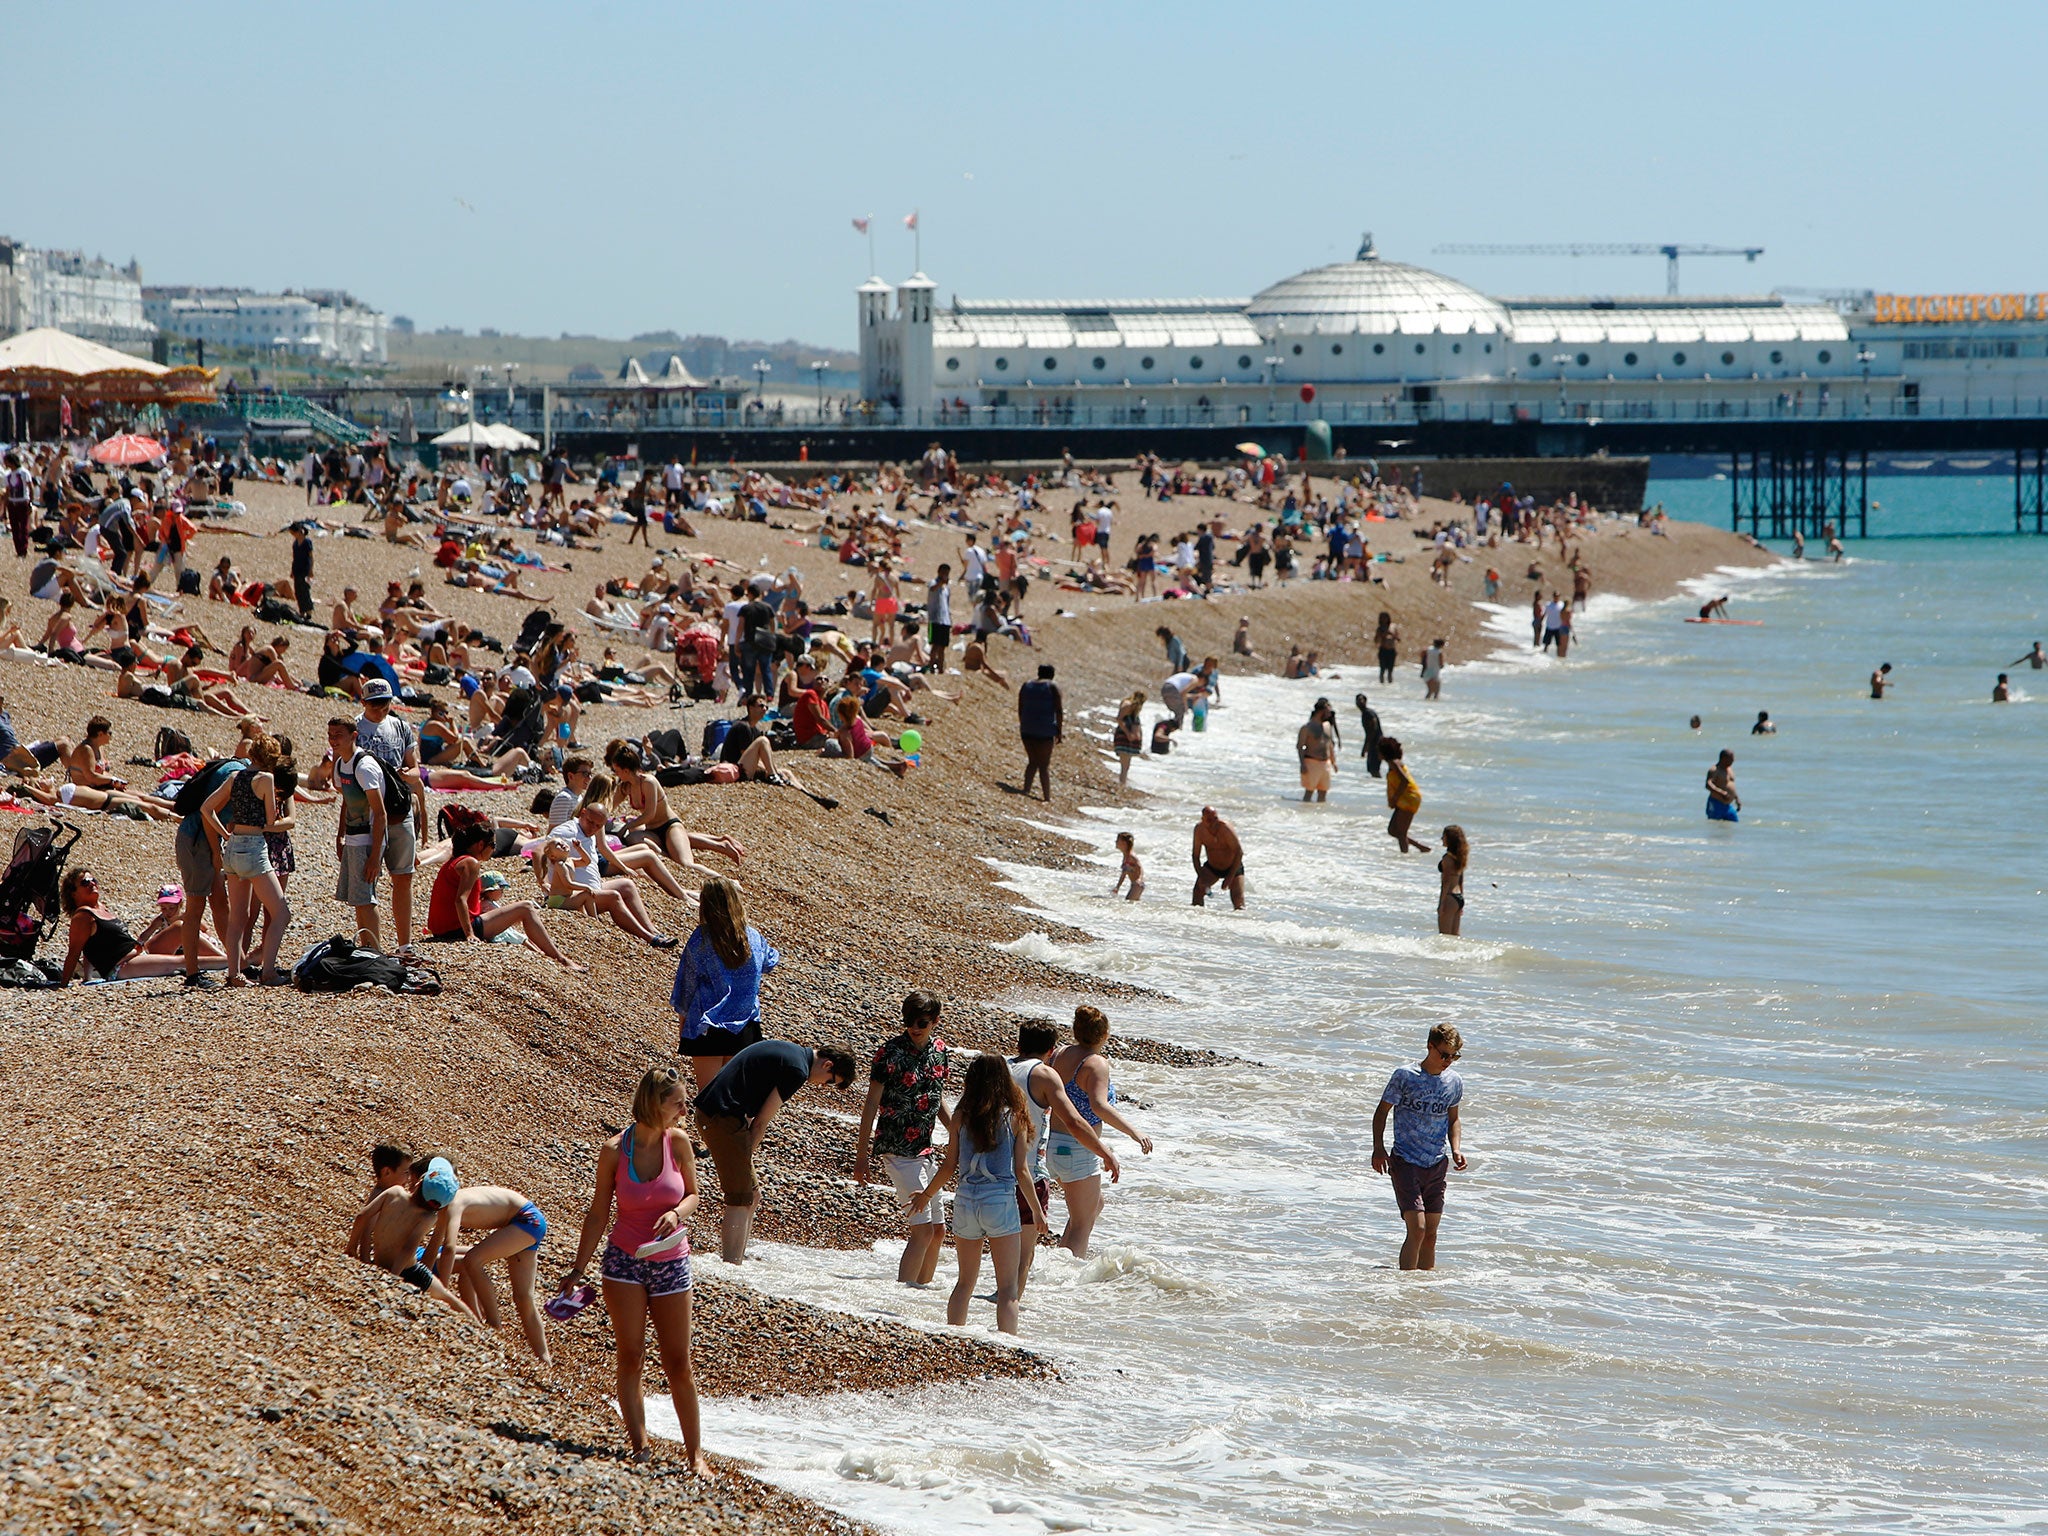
[674,534,2047,1534]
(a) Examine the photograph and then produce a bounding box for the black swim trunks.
[1200,860,1245,881]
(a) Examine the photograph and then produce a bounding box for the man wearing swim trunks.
[1706,750,1741,822]
[1296,700,1337,803]
[1191,806,1246,910]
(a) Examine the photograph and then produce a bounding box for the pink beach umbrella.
[89,433,167,467]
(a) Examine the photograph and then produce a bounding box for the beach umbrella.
[1234,441,1266,458]
[89,432,166,466]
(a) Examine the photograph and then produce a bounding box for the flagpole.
[867,220,876,276]
[913,210,921,272]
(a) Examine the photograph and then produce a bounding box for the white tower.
[857,276,892,404]
[896,272,936,419]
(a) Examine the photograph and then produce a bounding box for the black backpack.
[177,567,201,595]
[292,935,408,993]
[342,749,413,819]
[153,725,194,761]
[171,758,245,819]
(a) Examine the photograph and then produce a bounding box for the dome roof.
[1247,235,1510,338]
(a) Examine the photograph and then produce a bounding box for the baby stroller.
[0,820,82,964]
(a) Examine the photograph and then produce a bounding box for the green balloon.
[898,729,923,754]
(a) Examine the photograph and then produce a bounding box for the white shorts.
[883,1153,946,1227]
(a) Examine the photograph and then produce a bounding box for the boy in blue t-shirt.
[1371,1024,1468,1270]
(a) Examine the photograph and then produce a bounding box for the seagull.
[453,196,475,213]
[1380,439,1412,449]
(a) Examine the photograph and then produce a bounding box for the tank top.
[223,768,268,829]
[1008,1059,1050,1181]
[957,1112,1017,1192]
[1060,1050,1114,1130]
[610,1125,688,1256]
[426,859,481,938]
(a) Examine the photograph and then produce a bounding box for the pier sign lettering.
[1872,293,2048,323]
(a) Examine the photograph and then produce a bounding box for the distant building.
[855,232,2048,421]
[0,238,152,345]
[143,285,389,363]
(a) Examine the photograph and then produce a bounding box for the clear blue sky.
[4,2,2036,346]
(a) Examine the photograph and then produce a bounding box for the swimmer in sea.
[1112,831,1144,902]
[1706,750,1740,822]
[1751,711,1776,735]
[1689,715,1702,732]
[1191,806,1245,910]
[1436,825,1467,937]
[1992,673,2010,703]
[2009,642,2045,671]
[1699,595,1731,620]
[1870,662,1893,699]
[1792,529,1806,560]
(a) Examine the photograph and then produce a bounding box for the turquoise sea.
[681,487,2045,1534]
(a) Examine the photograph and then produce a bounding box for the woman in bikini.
[608,743,745,873]
[867,560,900,646]
[1437,824,1468,936]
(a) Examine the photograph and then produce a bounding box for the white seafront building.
[143,286,389,363]
[0,238,151,346]
[856,234,2048,424]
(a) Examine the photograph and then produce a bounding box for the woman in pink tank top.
[560,1067,709,1473]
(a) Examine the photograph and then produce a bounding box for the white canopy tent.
[429,420,539,451]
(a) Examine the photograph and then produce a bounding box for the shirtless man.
[2009,642,2045,671]
[344,1157,476,1320]
[429,1183,551,1363]
[1699,595,1731,621]
[1296,700,1337,803]
[1870,662,1893,699]
[1192,806,1246,910]
[1993,673,2011,703]
[1705,750,1741,823]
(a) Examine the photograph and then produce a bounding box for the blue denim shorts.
[952,1183,1022,1241]
[222,832,273,878]
[1047,1135,1102,1185]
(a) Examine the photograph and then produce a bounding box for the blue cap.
[459,674,480,698]
[419,1157,458,1208]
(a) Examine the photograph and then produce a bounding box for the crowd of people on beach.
[9,422,1871,1479]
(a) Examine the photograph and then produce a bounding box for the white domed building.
[855,234,1861,425]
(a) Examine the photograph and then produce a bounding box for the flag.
[903,211,918,230]
[851,216,870,234]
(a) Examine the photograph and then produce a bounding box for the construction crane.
[1431,243,1765,297]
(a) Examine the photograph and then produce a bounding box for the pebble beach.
[0,460,1766,1533]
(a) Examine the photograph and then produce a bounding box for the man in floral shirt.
[855,989,953,1286]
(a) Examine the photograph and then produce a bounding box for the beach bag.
[421,663,452,687]
[292,935,408,994]
[177,567,201,595]
[768,721,797,752]
[656,763,708,788]
[700,718,733,757]
[255,595,300,626]
[0,956,59,989]
[397,955,444,995]
[153,725,195,762]
[706,762,740,784]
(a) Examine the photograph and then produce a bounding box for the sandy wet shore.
[0,461,1767,1532]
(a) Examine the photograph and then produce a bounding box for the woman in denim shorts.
[911,1054,1045,1336]
[558,1067,712,1475]
[198,732,294,987]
